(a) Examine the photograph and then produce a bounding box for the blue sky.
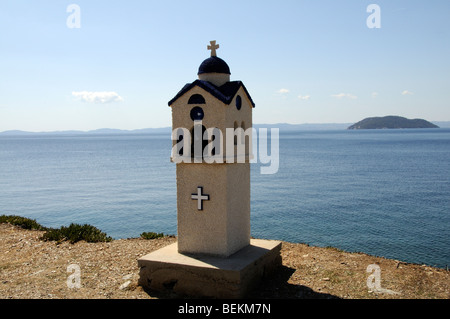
[0,0,449,131]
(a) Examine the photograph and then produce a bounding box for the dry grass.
[0,223,448,299]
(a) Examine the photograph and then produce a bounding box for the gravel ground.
[0,223,448,299]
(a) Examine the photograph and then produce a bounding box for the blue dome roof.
[198,56,231,75]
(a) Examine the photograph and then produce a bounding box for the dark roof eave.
[168,80,255,108]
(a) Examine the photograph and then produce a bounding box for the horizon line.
[0,122,354,134]
[1,120,449,134]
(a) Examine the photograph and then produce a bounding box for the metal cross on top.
[207,40,219,57]
[191,186,210,211]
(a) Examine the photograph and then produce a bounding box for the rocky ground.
[0,223,448,299]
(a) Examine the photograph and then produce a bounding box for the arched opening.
[178,134,184,156]
[241,121,245,145]
[188,94,206,104]
[190,106,204,121]
[191,124,207,159]
[211,134,216,156]
[234,121,238,145]
[235,95,242,110]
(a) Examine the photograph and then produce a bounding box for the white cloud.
[371,92,379,98]
[331,93,357,100]
[72,91,124,103]
[276,88,290,94]
[298,95,311,100]
[401,90,414,95]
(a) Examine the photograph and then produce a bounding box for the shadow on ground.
[142,265,340,299]
[248,265,340,299]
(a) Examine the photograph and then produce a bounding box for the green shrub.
[140,231,165,240]
[1,215,112,244]
[40,223,112,244]
[0,215,47,231]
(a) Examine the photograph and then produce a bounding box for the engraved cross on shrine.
[191,186,210,211]
[207,40,219,57]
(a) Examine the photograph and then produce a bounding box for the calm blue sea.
[0,129,449,268]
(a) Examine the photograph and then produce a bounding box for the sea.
[0,128,449,268]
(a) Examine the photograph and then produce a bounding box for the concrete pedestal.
[138,239,282,298]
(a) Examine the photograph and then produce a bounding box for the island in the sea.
[348,116,439,130]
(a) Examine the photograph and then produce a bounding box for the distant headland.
[348,116,440,130]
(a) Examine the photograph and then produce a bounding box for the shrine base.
[137,239,282,299]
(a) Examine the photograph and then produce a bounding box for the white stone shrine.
[138,41,281,298]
